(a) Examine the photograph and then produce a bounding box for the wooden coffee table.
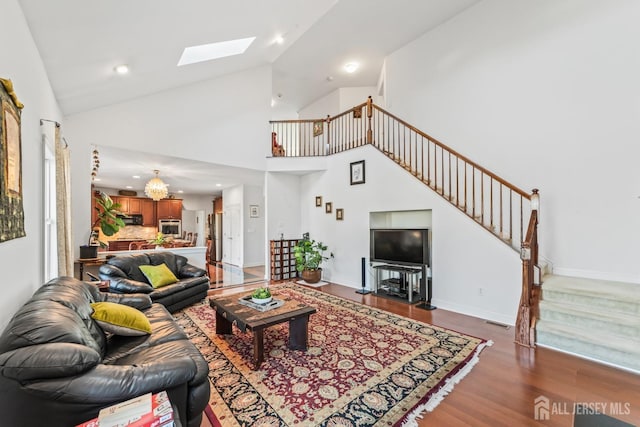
[209,291,316,369]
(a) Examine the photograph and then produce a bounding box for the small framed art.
[350,160,365,185]
[336,208,344,220]
[249,205,259,218]
[313,121,323,137]
[325,202,332,213]
[315,196,322,207]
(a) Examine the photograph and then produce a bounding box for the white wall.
[384,0,640,283]
[0,0,64,330]
[295,145,521,325]
[265,171,303,239]
[298,87,380,119]
[64,65,272,257]
[243,185,265,267]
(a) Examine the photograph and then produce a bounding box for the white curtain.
[55,125,73,277]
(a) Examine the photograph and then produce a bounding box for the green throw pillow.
[139,263,179,288]
[90,302,152,336]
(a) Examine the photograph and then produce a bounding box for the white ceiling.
[18,0,478,194]
[92,145,265,197]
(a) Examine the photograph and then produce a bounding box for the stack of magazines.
[76,391,175,427]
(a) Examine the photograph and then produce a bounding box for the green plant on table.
[252,287,271,299]
[150,232,167,246]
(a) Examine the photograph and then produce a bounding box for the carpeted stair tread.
[542,275,640,315]
[539,300,640,338]
[536,319,640,371]
[542,275,640,300]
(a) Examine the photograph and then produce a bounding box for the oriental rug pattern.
[176,283,490,426]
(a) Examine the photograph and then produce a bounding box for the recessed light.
[114,64,129,75]
[274,35,284,45]
[177,190,184,194]
[132,175,140,179]
[216,183,222,187]
[271,99,276,107]
[125,186,133,189]
[177,37,256,66]
[94,178,101,182]
[326,76,334,82]
[344,62,359,73]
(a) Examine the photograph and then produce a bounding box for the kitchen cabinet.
[157,199,182,220]
[141,199,156,226]
[111,196,129,214]
[128,198,142,214]
[91,191,99,226]
[108,240,138,251]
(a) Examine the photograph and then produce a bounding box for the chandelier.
[144,170,169,201]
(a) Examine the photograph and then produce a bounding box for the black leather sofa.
[99,252,209,312]
[0,276,210,427]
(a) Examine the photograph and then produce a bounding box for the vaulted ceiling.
[18,0,478,195]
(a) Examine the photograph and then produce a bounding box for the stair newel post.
[366,96,373,144]
[326,115,332,155]
[515,188,540,347]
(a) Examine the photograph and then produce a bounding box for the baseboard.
[551,267,640,285]
[431,299,516,327]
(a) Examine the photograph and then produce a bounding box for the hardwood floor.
[203,281,640,426]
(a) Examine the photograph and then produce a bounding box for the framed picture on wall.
[350,160,365,185]
[313,121,323,137]
[325,202,332,213]
[249,205,259,218]
[336,208,344,220]
[315,196,322,207]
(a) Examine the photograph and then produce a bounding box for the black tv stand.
[372,264,423,304]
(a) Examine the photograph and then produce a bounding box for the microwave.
[118,214,143,226]
[159,219,182,237]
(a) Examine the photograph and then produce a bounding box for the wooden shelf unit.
[270,239,299,281]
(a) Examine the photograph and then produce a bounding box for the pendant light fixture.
[144,170,169,201]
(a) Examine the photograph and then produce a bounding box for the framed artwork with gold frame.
[313,121,323,137]
[0,78,25,243]
[325,202,332,213]
[315,196,322,207]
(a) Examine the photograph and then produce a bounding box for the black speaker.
[355,257,371,295]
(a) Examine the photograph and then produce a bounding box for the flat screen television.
[370,229,429,266]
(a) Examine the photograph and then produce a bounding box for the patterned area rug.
[175,283,490,426]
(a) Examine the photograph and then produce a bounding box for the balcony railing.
[270,96,539,346]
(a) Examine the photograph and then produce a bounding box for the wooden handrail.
[269,98,540,347]
[370,104,531,199]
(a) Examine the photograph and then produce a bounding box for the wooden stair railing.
[269,96,539,346]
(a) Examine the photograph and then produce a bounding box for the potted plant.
[149,232,167,249]
[293,237,332,283]
[80,192,126,259]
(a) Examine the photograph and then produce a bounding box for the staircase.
[537,275,640,372]
[270,96,539,347]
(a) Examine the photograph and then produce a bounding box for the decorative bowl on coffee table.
[252,296,273,305]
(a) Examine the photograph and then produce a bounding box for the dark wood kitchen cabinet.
[111,196,129,213]
[127,198,142,214]
[157,199,182,220]
[141,199,156,226]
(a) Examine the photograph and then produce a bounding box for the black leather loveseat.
[99,251,209,312]
[0,276,210,427]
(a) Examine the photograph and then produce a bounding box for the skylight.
[177,37,256,66]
